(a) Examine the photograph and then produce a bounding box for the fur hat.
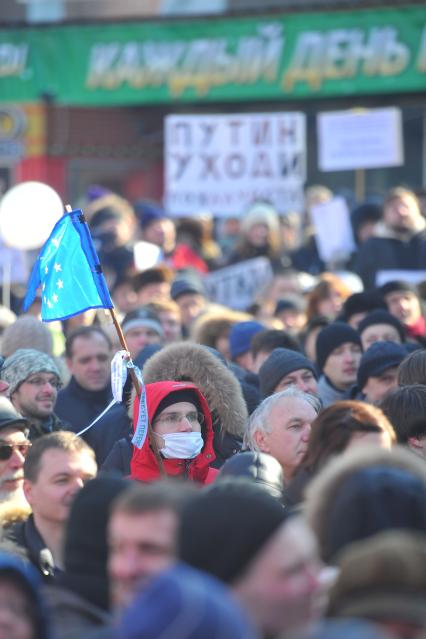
[142,342,248,438]
[1,316,53,358]
[327,530,426,627]
[316,322,362,371]
[240,202,280,235]
[259,348,317,398]
[1,348,61,395]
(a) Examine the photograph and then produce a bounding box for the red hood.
[130,380,216,483]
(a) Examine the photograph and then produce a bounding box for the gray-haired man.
[244,388,321,484]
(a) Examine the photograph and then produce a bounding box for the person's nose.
[8,449,25,470]
[178,416,192,432]
[301,424,311,442]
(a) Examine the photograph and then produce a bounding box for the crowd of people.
[0,184,424,639]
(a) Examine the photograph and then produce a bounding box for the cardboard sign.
[204,257,273,310]
[318,108,403,171]
[165,112,306,217]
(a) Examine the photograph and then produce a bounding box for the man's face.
[234,517,323,637]
[11,372,61,420]
[384,194,422,233]
[274,369,318,396]
[158,311,182,343]
[0,579,35,639]
[24,448,97,525]
[254,397,316,480]
[124,325,162,359]
[0,427,30,500]
[362,366,399,404]
[385,291,422,326]
[108,509,177,610]
[323,342,362,390]
[176,294,205,328]
[67,333,112,392]
[143,219,176,254]
[361,323,402,350]
[137,282,171,306]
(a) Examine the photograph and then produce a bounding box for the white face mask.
[158,432,203,459]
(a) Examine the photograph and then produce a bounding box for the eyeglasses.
[24,376,62,390]
[0,442,31,461]
[153,411,204,426]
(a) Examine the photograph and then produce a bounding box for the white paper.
[376,270,426,287]
[204,257,273,310]
[310,197,356,263]
[318,108,403,171]
[133,241,163,271]
[164,112,306,217]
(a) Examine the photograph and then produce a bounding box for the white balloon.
[0,181,64,249]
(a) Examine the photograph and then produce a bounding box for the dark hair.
[251,329,300,358]
[398,349,426,386]
[132,266,174,293]
[299,401,395,473]
[24,432,95,482]
[65,326,112,359]
[380,385,426,443]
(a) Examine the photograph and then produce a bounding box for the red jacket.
[130,381,218,484]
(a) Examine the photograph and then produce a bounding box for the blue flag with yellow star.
[23,209,113,321]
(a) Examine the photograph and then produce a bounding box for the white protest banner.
[317,108,403,171]
[165,112,306,217]
[310,196,356,263]
[376,270,426,287]
[204,257,273,310]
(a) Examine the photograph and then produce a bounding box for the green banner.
[0,5,425,105]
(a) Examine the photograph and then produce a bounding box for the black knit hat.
[153,389,202,422]
[380,280,418,298]
[178,480,288,584]
[357,341,407,390]
[340,292,386,323]
[316,322,362,371]
[259,348,317,398]
[60,475,129,610]
[358,310,406,342]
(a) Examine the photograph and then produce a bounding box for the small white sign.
[204,257,273,310]
[133,241,163,272]
[165,112,306,217]
[376,270,426,287]
[318,108,403,171]
[310,196,356,263]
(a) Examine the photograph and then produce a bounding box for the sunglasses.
[0,442,31,461]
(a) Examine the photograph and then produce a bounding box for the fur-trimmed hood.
[141,342,248,438]
[304,445,426,564]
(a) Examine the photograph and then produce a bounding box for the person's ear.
[254,429,270,454]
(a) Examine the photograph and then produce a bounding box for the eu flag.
[23,209,113,321]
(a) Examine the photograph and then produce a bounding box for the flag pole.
[64,205,165,475]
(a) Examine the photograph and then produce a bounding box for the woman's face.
[0,579,35,639]
[247,223,269,247]
[316,289,344,319]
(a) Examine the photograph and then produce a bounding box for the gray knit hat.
[1,315,53,358]
[1,348,61,395]
[259,348,318,398]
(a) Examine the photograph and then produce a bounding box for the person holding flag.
[131,381,218,484]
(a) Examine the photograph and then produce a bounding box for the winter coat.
[5,514,59,581]
[142,343,248,468]
[354,220,426,290]
[43,584,110,639]
[28,412,70,441]
[55,378,130,465]
[131,381,217,484]
[317,375,350,407]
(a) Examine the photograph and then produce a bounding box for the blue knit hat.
[119,563,259,639]
[229,321,265,359]
[357,340,406,390]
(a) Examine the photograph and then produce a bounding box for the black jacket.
[55,378,130,465]
[6,515,59,582]
[28,412,70,441]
